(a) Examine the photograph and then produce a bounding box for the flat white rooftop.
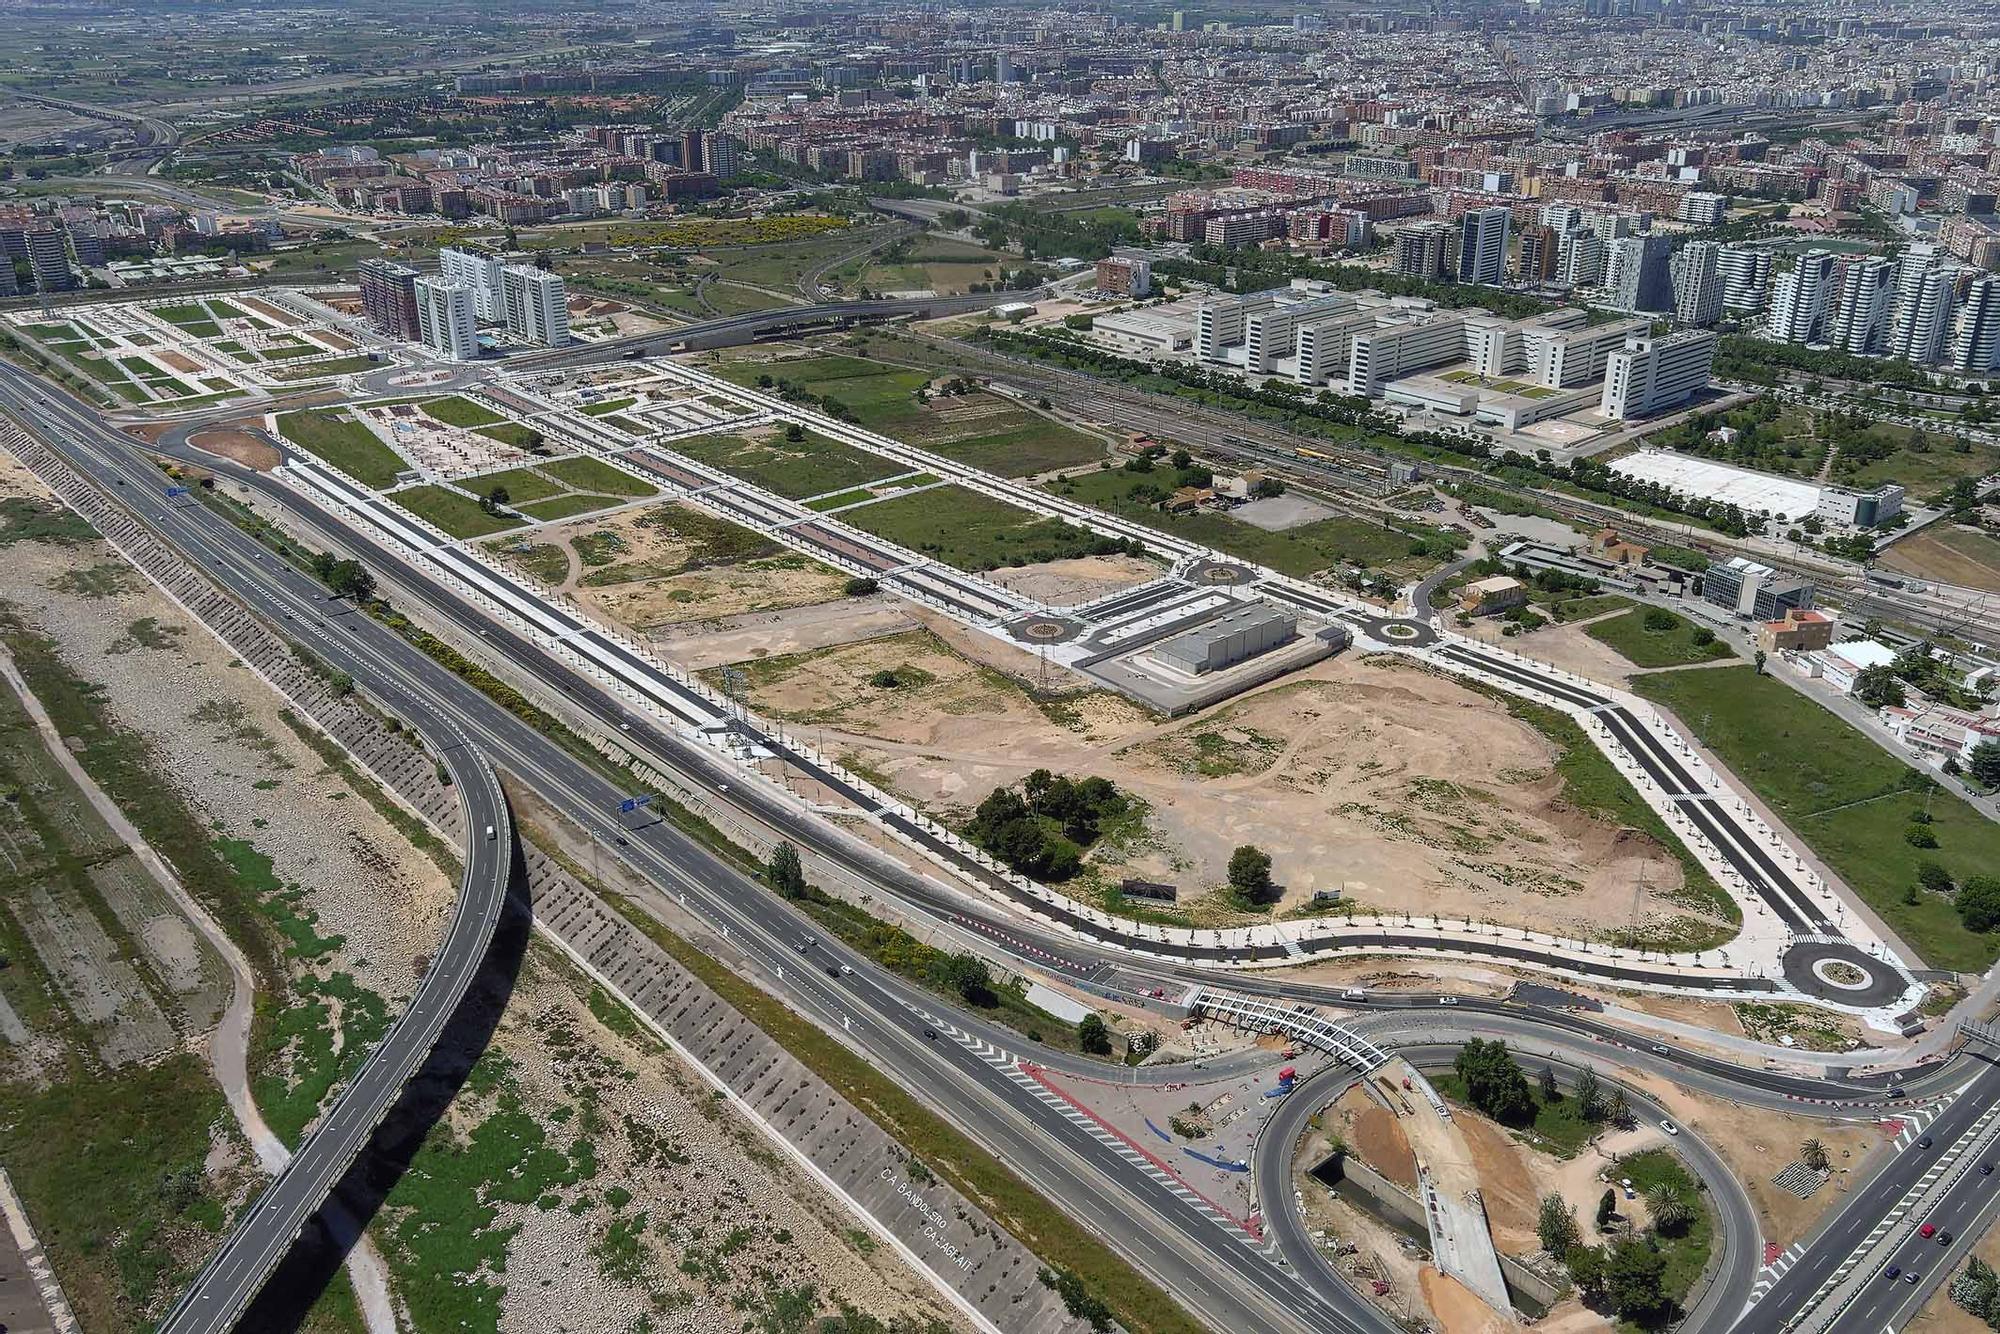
[1608,449,1823,522]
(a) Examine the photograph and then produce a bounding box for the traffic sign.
[618,794,654,814]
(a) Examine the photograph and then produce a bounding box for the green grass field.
[842,484,1123,572]
[1633,667,2000,970]
[674,428,902,499]
[1585,609,1736,668]
[518,494,619,522]
[538,456,657,497]
[1056,468,1442,578]
[714,353,1105,476]
[390,486,524,539]
[275,409,408,488]
[421,396,505,429]
[465,468,562,504]
[1619,1148,1714,1307]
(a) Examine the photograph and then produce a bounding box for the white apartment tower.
[1766,250,1837,344]
[1718,246,1773,314]
[414,276,480,362]
[1950,276,2000,373]
[1827,257,1895,355]
[1669,241,1723,326]
[501,265,570,347]
[438,246,507,321]
[1890,263,1962,366]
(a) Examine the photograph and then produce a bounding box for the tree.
[1574,1066,1604,1121]
[1853,664,1907,709]
[1605,1239,1671,1322]
[766,842,806,899]
[1607,1090,1634,1130]
[1646,1183,1694,1236]
[1076,1013,1112,1055]
[1753,649,1768,675]
[844,576,879,596]
[1566,1244,1608,1301]
[1453,1038,1534,1124]
[929,952,995,1006]
[1800,1138,1830,1172]
[1970,739,2000,789]
[1643,606,1677,632]
[1539,1064,1559,1102]
[1951,1257,1999,1320]
[1227,844,1275,904]
[783,421,805,443]
[1597,1186,1619,1227]
[1538,1193,1582,1256]
[326,558,374,601]
[1958,876,2000,932]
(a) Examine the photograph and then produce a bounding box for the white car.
[1660,1119,1679,1137]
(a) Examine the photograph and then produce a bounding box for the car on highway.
[797,937,815,952]
[1907,1271,1922,1284]
[1887,1266,1902,1281]
[923,1028,937,1040]
[1438,996,1459,1006]
[1920,1223,1937,1238]
[1919,1135,1935,1150]
[1982,1162,1995,1176]
[1939,1231,1954,1246]
[1660,1119,1679,1136]
[825,965,841,978]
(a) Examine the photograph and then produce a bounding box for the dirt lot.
[1912,1225,2000,1334]
[489,501,854,640]
[188,425,281,471]
[1881,523,2000,594]
[740,636,1709,937]
[985,553,1159,607]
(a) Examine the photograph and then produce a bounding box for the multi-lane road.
[0,364,1396,1334]
[5,345,1998,1334]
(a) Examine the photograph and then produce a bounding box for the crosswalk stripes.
[1748,1241,1807,1305]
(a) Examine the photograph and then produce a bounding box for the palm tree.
[1801,1138,1830,1172]
[1648,1183,1694,1236]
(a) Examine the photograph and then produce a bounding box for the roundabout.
[1781,938,1912,1008]
[1001,612,1086,645]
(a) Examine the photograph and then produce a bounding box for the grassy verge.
[1619,1148,1714,1306]
[843,483,1132,572]
[1632,666,2000,971]
[539,455,657,497]
[1460,677,1737,941]
[600,887,1207,1334]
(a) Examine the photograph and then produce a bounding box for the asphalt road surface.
[0,366,1388,1334]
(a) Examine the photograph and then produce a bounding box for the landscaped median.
[1633,665,2000,971]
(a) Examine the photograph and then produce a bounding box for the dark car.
[923,1028,937,1040]
[825,965,841,978]
[1939,1232,1954,1246]
[1919,1135,1935,1150]
[1887,1266,1902,1281]
[1982,1162,1995,1176]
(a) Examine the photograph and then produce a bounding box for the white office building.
[438,246,506,322]
[1670,241,1724,326]
[1598,330,1717,420]
[414,276,480,361]
[1677,191,1729,226]
[499,265,569,347]
[1766,250,1836,344]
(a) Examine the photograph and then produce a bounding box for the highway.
[1735,1059,2000,1334]
[2,419,516,1334]
[1,351,1987,1334]
[0,366,1394,1334]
